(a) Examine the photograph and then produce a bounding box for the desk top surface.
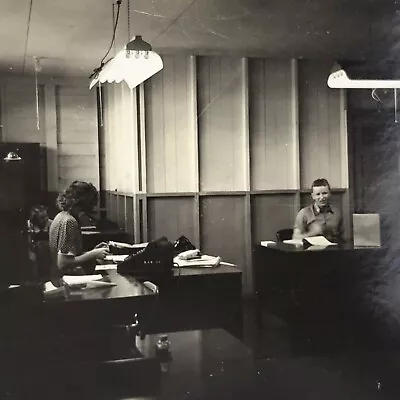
[256,242,384,253]
[45,270,155,303]
[172,263,241,277]
[4,328,256,399]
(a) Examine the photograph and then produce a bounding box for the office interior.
[2,0,400,398]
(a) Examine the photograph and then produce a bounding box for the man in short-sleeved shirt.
[293,178,344,243]
[49,211,83,284]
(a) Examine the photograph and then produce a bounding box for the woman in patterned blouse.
[49,181,109,285]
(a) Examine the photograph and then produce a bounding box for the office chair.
[276,229,293,242]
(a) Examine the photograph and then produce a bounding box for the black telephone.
[117,237,174,279]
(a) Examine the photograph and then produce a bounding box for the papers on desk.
[283,236,336,248]
[95,264,118,271]
[62,274,103,286]
[303,236,336,247]
[43,281,65,296]
[62,274,117,289]
[261,240,276,247]
[108,241,148,249]
[104,254,129,263]
[174,255,221,268]
[283,238,304,247]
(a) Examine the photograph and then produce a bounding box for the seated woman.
[27,205,52,280]
[49,181,109,286]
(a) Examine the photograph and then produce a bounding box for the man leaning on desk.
[292,178,344,243]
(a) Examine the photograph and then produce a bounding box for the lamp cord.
[127,0,131,41]
[89,0,122,79]
[101,0,122,65]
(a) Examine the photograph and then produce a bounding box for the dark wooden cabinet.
[0,143,43,285]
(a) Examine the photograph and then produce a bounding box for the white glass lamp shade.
[4,151,21,162]
[328,69,400,89]
[90,50,163,90]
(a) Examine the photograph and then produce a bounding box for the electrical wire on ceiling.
[89,0,123,79]
[22,0,34,74]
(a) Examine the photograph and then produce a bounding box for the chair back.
[276,229,293,242]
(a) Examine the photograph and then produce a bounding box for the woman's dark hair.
[29,205,49,226]
[56,181,98,213]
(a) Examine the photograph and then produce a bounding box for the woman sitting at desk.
[27,205,52,280]
[292,178,344,243]
[49,181,109,285]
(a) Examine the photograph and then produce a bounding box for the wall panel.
[147,197,196,244]
[251,194,297,243]
[57,85,99,188]
[145,55,196,193]
[200,196,248,285]
[197,57,246,192]
[249,59,298,190]
[298,60,345,188]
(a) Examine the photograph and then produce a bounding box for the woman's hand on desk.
[90,247,110,260]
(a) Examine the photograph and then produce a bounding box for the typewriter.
[117,237,174,280]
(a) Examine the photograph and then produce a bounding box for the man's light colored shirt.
[293,204,344,242]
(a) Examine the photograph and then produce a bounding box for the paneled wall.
[101,55,348,294]
[0,75,99,214]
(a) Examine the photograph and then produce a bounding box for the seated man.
[292,178,344,243]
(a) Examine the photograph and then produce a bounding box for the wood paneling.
[197,56,246,192]
[249,59,298,190]
[298,60,345,189]
[145,55,196,193]
[251,194,297,243]
[125,196,134,240]
[117,195,125,229]
[56,84,99,188]
[147,197,196,245]
[200,196,248,290]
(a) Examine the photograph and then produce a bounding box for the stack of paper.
[173,255,221,268]
[104,254,129,262]
[303,236,336,247]
[261,241,276,247]
[62,274,117,289]
[108,241,148,249]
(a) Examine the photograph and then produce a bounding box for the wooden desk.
[1,329,257,399]
[0,271,156,340]
[139,264,243,339]
[253,243,386,346]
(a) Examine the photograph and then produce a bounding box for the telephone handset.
[117,237,174,279]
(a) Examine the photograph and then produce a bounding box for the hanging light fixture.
[90,36,163,90]
[328,67,400,89]
[89,0,163,90]
[4,151,22,162]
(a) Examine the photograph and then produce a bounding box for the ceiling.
[0,0,397,77]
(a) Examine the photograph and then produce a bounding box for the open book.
[283,236,336,248]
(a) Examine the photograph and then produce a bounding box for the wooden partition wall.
[101,55,349,294]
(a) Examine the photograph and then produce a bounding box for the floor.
[241,299,400,399]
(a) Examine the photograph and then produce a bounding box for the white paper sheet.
[174,255,221,268]
[108,241,148,249]
[303,236,335,247]
[95,264,118,271]
[62,274,103,286]
[261,241,276,247]
[104,254,129,262]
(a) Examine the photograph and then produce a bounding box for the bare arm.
[57,247,109,272]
